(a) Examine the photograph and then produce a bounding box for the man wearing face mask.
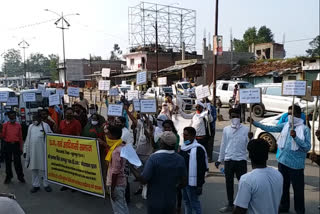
[216,108,251,213]
[179,127,208,214]
[179,100,213,156]
[249,105,311,214]
[23,114,52,193]
[1,111,24,184]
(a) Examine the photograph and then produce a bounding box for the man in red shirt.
[1,111,24,184]
[59,107,82,136]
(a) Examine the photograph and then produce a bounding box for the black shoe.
[4,177,11,184]
[134,188,142,195]
[60,186,69,191]
[18,177,25,183]
[44,186,52,192]
[30,187,40,193]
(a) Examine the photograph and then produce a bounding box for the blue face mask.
[9,119,16,123]
[184,140,192,145]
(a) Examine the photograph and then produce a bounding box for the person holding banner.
[72,103,88,129]
[59,108,82,136]
[249,105,311,214]
[105,125,129,214]
[203,97,217,162]
[1,111,25,184]
[39,109,58,133]
[23,114,53,193]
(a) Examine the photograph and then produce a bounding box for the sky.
[0,0,319,68]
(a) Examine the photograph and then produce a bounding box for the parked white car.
[210,80,253,105]
[254,113,319,157]
[253,83,315,117]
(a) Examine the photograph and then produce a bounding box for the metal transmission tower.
[128,2,196,52]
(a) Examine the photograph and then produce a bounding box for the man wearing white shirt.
[233,139,283,214]
[215,108,251,213]
[179,100,212,155]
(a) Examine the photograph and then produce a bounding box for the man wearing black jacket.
[179,127,208,214]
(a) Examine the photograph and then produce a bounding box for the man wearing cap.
[179,100,213,156]
[131,131,187,214]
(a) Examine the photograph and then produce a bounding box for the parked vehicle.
[0,87,19,123]
[175,81,196,98]
[254,113,320,157]
[253,83,315,117]
[210,80,253,105]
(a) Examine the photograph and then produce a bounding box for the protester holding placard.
[23,113,53,193]
[249,105,311,214]
[203,97,217,162]
[165,94,177,118]
[72,103,88,129]
[76,92,89,111]
[39,109,58,133]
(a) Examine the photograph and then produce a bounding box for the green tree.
[257,25,274,43]
[109,44,122,61]
[233,38,248,52]
[27,53,50,74]
[306,35,320,57]
[1,49,23,76]
[48,54,59,81]
[243,27,257,46]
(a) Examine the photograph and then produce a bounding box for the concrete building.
[252,43,286,60]
[302,58,320,86]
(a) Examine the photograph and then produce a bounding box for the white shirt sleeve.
[234,178,252,209]
[218,128,227,162]
[179,109,195,119]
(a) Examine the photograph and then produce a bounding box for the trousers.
[3,141,24,179]
[109,186,129,214]
[32,169,49,188]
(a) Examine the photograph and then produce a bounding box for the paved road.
[0,107,319,214]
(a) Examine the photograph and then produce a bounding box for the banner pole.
[291,96,295,130]
[249,104,252,132]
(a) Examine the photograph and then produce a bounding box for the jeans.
[183,185,202,214]
[224,160,247,205]
[207,129,215,160]
[278,163,305,214]
[3,141,24,179]
[109,186,129,214]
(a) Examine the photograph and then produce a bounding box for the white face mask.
[231,118,240,127]
[91,121,98,126]
[33,121,39,126]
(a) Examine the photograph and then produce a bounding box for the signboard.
[172,84,177,95]
[239,88,262,104]
[107,104,123,117]
[49,94,60,106]
[23,93,36,102]
[6,96,18,106]
[38,84,45,92]
[311,80,320,96]
[157,77,167,86]
[109,88,119,96]
[0,91,9,102]
[67,87,80,97]
[133,99,140,111]
[282,81,307,96]
[140,99,157,113]
[136,71,147,85]
[46,134,105,198]
[64,94,70,104]
[42,90,50,98]
[213,35,223,56]
[98,80,111,91]
[127,90,139,101]
[101,68,111,78]
[195,85,211,99]
[56,89,65,97]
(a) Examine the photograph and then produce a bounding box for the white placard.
[98,80,111,91]
[127,90,139,101]
[107,104,123,117]
[140,99,157,113]
[49,94,60,106]
[38,84,45,92]
[67,87,80,97]
[23,93,36,102]
[133,99,140,111]
[202,85,211,98]
[239,88,261,104]
[172,84,177,95]
[102,68,111,77]
[56,89,65,97]
[6,97,18,106]
[282,81,307,96]
[109,88,119,96]
[157,77,167,86]
[136,71,147,85]
[42,90,50,97]
[195,85,210,99]
[64,94,70,104]
[0,91,9,102]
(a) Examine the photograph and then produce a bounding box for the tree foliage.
[109,44,122,61]
[233,26,275,52]
[1,49,23,76]
[306,35,320,57]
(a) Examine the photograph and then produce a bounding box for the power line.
[285,38,314,43]
[9,19,57,31]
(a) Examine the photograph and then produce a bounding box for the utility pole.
[212,0,219,106]
[1,52,8,87]
[89,54,93,101]
[18,40,30,88]
[155,20,159,84]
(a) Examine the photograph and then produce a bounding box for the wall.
[305,71,320,86]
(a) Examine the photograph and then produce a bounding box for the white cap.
[195,100,205,108]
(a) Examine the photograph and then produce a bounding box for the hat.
[195,100,205,108]
[159,131,177,147]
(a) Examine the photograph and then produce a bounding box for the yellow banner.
[45,134,105,198]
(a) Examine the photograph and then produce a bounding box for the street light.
[18,40,30,87]
[44,9,80,87]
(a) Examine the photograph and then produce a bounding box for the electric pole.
[212,0,219,106]
[155,20,159,84]
[18,40,30,88]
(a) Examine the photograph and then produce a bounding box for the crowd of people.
[0,90,318,214]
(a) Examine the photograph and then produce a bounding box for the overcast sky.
[0,0,319,67]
